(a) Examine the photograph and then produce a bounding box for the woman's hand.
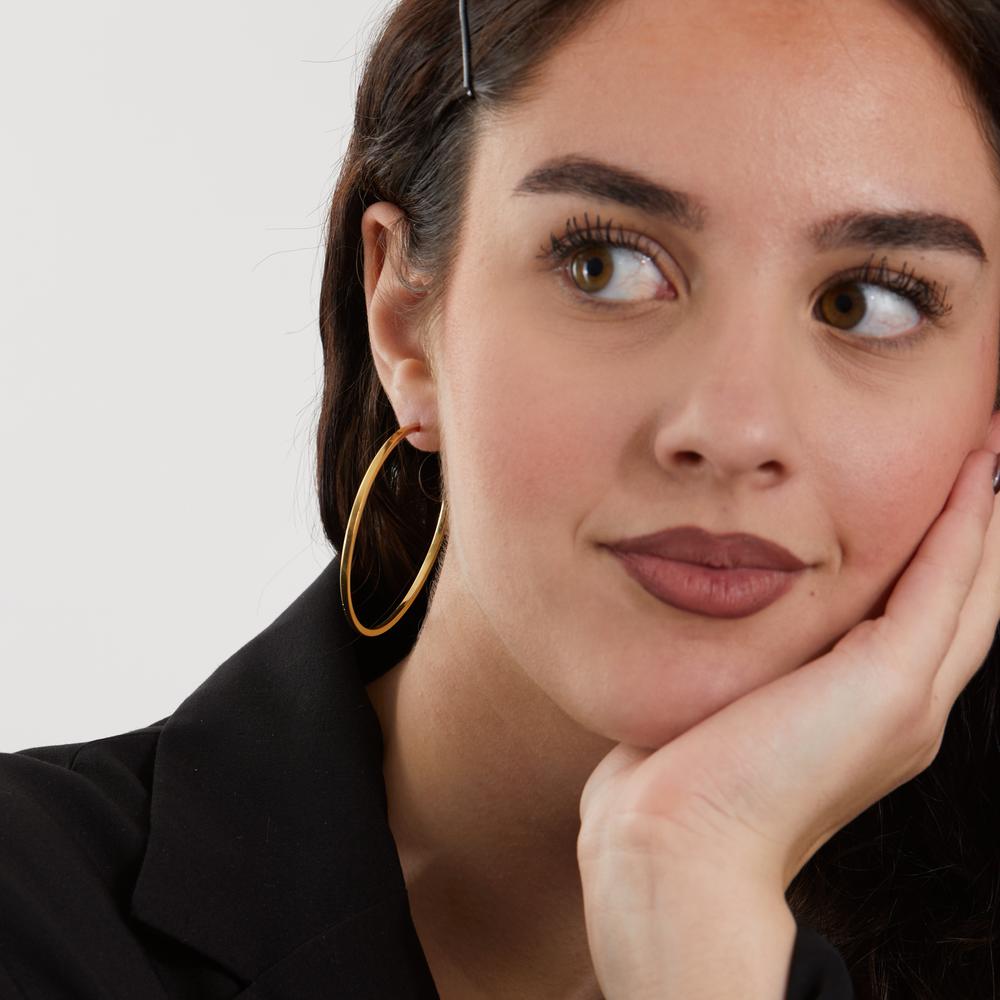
[576,448,1000,999]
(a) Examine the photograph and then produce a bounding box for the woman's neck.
[364,559,611,998]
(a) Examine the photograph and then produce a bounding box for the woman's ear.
[361,201,441,453]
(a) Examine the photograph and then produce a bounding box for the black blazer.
[0,552,855,999]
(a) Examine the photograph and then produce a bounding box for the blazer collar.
[129,551,439,996]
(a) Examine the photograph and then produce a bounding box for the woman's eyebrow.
[512,153,988,265]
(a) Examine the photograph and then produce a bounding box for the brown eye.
[814,273,928,342]
[569,246,614,293]
[818,281,866,329]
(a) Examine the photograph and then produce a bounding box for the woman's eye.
[566,244,672,302]
[553,231,942,345]
[816,280,921,338]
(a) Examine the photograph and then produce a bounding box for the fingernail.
[993,453,1000,495]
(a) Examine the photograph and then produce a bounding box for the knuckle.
[897,695,945,774]
[911,721,945,774]
[860,630,925,715]
[853,620,942,764]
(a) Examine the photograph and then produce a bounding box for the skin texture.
[572,445,1000,997]
[360,0,1000,995]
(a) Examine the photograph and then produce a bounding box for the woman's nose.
[650,307,804,491]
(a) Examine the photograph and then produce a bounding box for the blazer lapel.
[128,552,439,997]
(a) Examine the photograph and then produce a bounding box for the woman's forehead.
[476,0,998,245]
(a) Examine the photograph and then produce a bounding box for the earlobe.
[360,201,441,453]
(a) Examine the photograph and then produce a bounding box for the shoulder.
[1,722,166,884]
[0,721,216,1000]
[2,721,165,840]
[0,554,432,998]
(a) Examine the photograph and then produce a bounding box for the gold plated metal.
[339,423,448,636]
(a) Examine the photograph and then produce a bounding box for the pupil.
[834,292,854,315]
[584,256,604,278]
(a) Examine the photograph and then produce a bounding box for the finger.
[876,449,996,691]
[933,462,1000,706]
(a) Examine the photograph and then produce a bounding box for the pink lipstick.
[605,524,811,618]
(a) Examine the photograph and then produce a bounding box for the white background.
[1,1,394,751]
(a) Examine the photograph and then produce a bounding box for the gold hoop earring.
[339,422,448,637]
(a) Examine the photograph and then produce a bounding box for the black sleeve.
[786,919,855,999]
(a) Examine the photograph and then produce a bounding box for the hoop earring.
[339,422,448,637]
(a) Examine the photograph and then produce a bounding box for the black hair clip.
[459,0,475,98]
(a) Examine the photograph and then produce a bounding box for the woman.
[2,0,1000,996]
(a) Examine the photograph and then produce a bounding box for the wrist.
[619,875,797,1000]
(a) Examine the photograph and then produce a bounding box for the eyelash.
[537,212,954,353]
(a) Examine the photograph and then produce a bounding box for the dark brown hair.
[314,1,1000,996]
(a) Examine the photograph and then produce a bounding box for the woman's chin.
[557,619,835,750]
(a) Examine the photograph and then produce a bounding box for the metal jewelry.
[459,0,475,98]
[340,423,448,637]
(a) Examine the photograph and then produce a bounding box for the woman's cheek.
[833,418,967,615]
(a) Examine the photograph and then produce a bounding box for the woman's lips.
[609,548,805,618]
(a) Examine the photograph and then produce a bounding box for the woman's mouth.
[607,549,805,618]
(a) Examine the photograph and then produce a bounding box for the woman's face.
[384,0,1000,748]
